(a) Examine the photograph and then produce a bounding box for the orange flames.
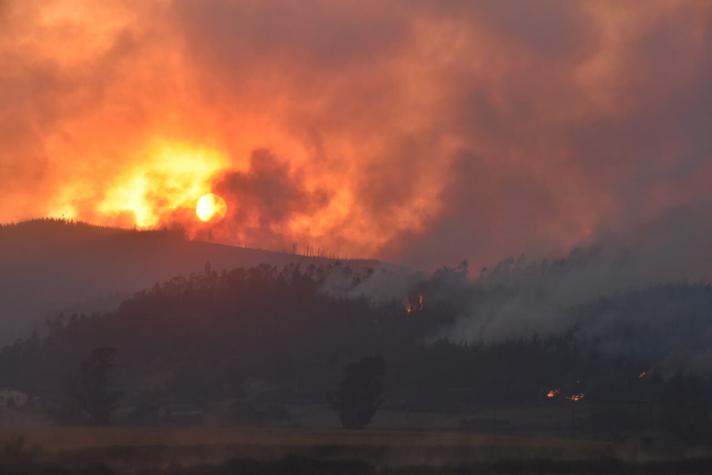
[404,294,425,315]
[1,0,453,257]
[92,141,228,229]
[5,1,712,264]
[196,193,228,223]
[547,388,584,401]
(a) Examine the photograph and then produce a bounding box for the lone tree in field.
[80,347,121,425]
[660,371,712,442]
[329,355,385,430]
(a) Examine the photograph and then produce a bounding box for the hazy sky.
[2,0,711,268]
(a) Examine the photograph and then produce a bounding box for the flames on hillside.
[546,388,584,402]
[545,371,652,403]
[404,294,425,315]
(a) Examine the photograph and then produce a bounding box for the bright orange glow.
[196,193,227,223]
[566,393,585,402]
[546,388,560,399]
[404,294,425,315]
[4,1,711,263]
[97,141,227,228]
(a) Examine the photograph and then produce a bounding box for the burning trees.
[566,393,585,402]
[545,388,584,402]
[404,294,424,315]
[545,386,585,435]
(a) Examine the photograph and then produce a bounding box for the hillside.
[0,219,379,342]
[2,260,710,440]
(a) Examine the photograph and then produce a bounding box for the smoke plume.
[1,0,711,269]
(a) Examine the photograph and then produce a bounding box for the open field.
[2,427,712,474]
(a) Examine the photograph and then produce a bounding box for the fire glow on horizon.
[93,141,228,229]
[3,0,712,265]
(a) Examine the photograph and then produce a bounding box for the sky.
[1,0,711,269]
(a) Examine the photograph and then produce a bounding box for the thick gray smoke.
[330,205,712,373]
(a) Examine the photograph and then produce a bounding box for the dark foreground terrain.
[4,223,712,473]
[2,428,712,475]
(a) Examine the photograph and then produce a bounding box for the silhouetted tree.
[329,355,385,430]
[660,371,712,442]
[80,347,121,425]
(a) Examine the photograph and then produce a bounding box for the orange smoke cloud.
[2,0,712,266]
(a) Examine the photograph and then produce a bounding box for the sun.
[196,193,228,222]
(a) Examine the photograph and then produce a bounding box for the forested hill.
[2,261,712,438]
[0,219,380,342]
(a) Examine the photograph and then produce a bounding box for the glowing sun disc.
[196,193,227,222]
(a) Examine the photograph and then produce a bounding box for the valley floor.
[2,426,712,474]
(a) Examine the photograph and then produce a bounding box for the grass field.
[2,426,707,474]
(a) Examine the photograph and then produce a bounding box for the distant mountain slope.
[0,219,379,342]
